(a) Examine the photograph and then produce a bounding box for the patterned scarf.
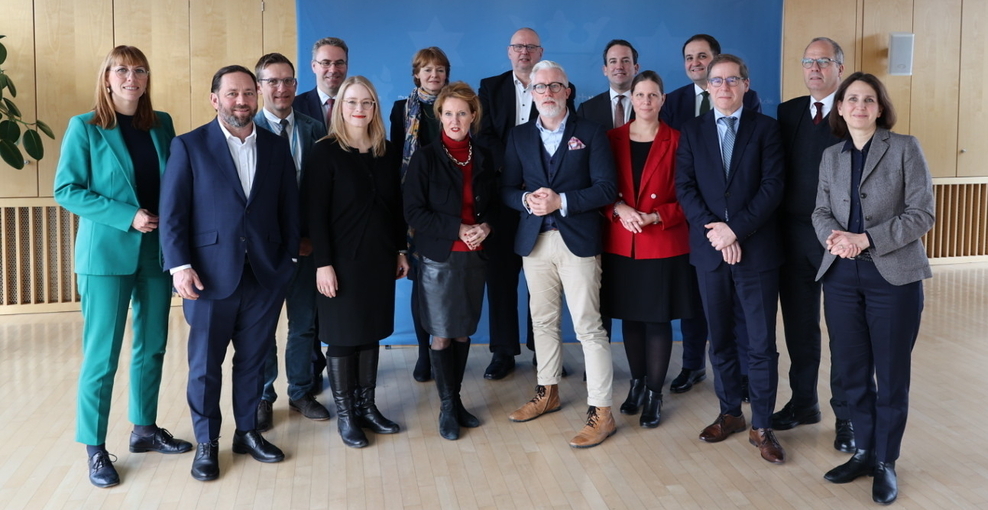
[400,87,438,181]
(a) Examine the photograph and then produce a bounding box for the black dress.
[304,138,405,346]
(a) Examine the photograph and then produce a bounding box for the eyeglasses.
[343,99,376,110]
[259,77,297,87]
[531,82,565,94]
[509,44,541,53]
[707,76,745,87]
[801,58,841,69]
[314,59,348,69]
[111,66,149,78]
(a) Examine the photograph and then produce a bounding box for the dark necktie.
[614,94,626,128]
[699,91,711,115]
[325,98,335,129]
[720,116,737,176]
[279,119,290,139]
[813,102,824,125]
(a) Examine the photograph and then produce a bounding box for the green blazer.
[54,111,175,275]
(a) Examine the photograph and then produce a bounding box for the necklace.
[442,141,472,167]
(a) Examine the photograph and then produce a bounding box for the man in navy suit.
[252,53,331,432]
[662,34,761,398]
[293,37,348,134]
[501,60,617,449]
[774,37,855,452]
[675,54,786,464]
[160,65,299,481]
[576,39,639,129]
[477,28,577,380]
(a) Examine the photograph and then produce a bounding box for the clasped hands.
[459,223,491,251]
[615,203,659,234]
[705,222,742,265]
[132,208,158,233]
[526,188,561,216]
[825,230,870,259]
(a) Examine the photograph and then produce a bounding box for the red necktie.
[614,95,626,128]
[325,98,335,129]
[813,102,824,125]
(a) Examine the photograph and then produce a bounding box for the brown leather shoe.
[749,427,786,464]
[569,406,617,448]
[699,413,746,443]
[508,385,561,422]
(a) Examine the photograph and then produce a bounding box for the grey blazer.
[812,128,935,285]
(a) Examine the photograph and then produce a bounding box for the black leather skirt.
[416,251,487,338]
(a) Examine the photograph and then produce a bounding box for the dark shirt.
[630,140,651,198]
[117,113,160,214]
[843,137,873,235]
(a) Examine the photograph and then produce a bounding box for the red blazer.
[604,121,690,259]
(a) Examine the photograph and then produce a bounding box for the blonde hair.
[91,46,157,130]
[328,76,386,157]
[434,81,483,133]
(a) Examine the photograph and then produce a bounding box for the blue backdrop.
[295,0,784,344]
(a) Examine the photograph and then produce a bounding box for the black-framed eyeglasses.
[314,59,348,69]
[801,58,841,69]
[509,44,541,53]
[259,77,297,87]
[531,82,565,94]
[708,76,745,87]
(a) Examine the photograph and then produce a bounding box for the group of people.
[53,27,934,506]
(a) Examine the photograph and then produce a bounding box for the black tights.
[623,320,673,393]
[325,342,377,357]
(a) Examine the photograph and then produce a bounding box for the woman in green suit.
[54,46,192,488]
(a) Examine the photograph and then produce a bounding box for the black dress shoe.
[484,353,515,380]
[191,440,219,481]
[620,378,646,414]
[88,450,119,488]
[289,394,331,420]
[741,375,750,403]
[129,428,194,454]
[824,448,873,483]
[639,389,662,428]
[256,399,273,432]
[873,461,898,504]
[232,430,285,463]
[834,419,856,453]
[531,353,568,377]
[669,368,706,394]
[770,401,822,430]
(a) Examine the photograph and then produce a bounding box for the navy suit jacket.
[160,119,300,300]
[576,90,635,130]
[500,114,616,258]
[292,88,328,134]
[675,108,784,272]
[661,83,762,131]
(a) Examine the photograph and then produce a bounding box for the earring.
[106,86,111,93]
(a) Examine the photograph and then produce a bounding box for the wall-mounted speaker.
[889,32,915,76]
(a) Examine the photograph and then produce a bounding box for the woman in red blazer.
[602,71,698,428]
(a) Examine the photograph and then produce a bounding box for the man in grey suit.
[576,39,639,130]
[253,53,330,431]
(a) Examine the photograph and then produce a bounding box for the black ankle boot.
[328,355,368,448]
[873,461,897,504]
[620,378,646,415]
[639,389,662,428]
[413,343,432,382]
[824,449,874,483]
[354,348,400,434]
[451,339,479,428]
[430,347,460,440]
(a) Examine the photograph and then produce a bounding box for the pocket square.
[567,137,586,150]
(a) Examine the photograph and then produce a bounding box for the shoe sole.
[670,374,706,394]
[232,445,285,463]
[91,479,120,488]
[130,445,193,454]
[569,428,617,449]
[289,403,331,421]
[191,471,219,482]
[508,405,561,423]
[699,426,746,443]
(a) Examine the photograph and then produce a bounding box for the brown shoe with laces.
[749,427,786,464]
[569,406,617,448]
[508,384,560,422]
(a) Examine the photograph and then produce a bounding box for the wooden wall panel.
[262,0,298,64]
[910,0,961,178]
[0,0,40,197]
[861,0,913,133]
[33,0,113,198]
[957,0,988,177]
[114,1,193,135]
[189,0,264,128]
[781,0,860,102]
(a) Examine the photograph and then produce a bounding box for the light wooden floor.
[1,263,987,510]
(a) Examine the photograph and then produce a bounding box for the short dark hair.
[631,70,664,95]
[602,39,639,65]
[707,54,749,80]
[312,37,349,60]
[682,34,721,58]
[211,65,257,93]
[830,72,897,138]
[254,53,295,79]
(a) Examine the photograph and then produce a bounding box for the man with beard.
[501,60,617,448]
[160,65,299,481]
[294,37,348,133]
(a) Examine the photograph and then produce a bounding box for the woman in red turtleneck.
[403,81,498,441]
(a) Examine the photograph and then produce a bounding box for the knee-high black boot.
[328,355,368,448]
[429,347,460,440]
[451,339,479,428]
[354,348,400,434]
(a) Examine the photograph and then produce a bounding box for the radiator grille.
[1,205,78,308]
[926,183,988,258]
